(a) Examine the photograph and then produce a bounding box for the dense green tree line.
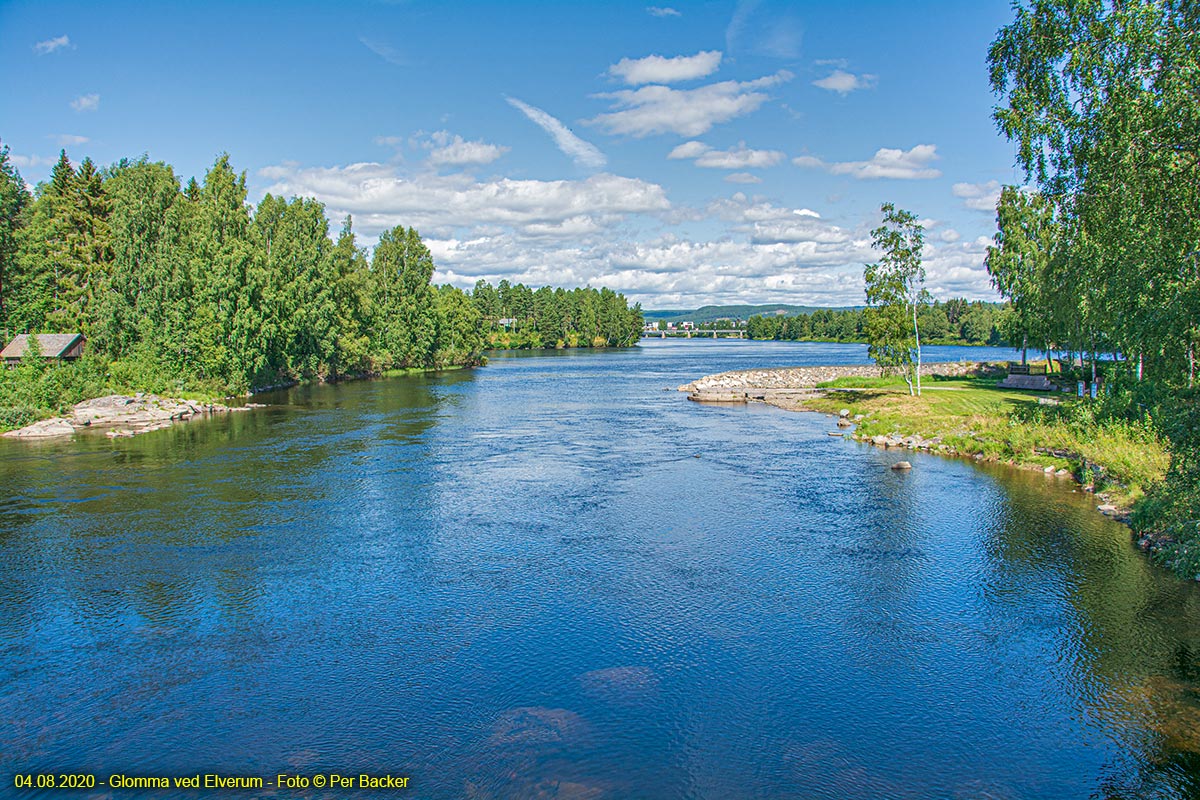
[470,279,642,349]
[0,148,484,393]
[0,146,640,426]
[746,300,1005,348]
[987,0,1200,574]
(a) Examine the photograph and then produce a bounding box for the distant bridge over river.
[644,329,745,339]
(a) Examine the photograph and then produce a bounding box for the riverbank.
[680,361,1168,525]
[2,393,260,439]
[0,361,483,439]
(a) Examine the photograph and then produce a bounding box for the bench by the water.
[1000,362,1055,390]
[999,374,1057,390]
[1006,361,1047,376]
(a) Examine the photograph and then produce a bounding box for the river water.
[3,339,1200,800]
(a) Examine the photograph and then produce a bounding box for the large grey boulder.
[2,417,76,438]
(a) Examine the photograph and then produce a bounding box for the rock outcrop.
[3,394,258,439]
[679,361,985,409]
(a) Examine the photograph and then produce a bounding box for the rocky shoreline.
[679,361,1138,531]
[2,394,261,440]
[678,361,984,406]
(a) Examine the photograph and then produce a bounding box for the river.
[3,339,1200,799]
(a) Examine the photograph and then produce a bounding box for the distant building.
[1,333,86,365]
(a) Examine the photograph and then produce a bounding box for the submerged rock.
[579,665,658,697]
[891,461,913,470]
[489,706,588,747]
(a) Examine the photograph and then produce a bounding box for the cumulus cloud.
[921,238,997,298]
[725,172,762,184]
[668,140,784,169]
[696,143,785,169]
[258,161,665,240]
[794,144,941,180]
[9,153,55,170]
[256,156,998,307]
[34,35,71,55]
[646,6,681,17]
[426,227,872,308]
[952,179,1002,212]
[608,50,722,85]
[51,134,89,146]
[70,93,99,112]
[812,69,877,95]
[588,71,793,138]
[416,131,509,167]
[506,97,607,170]
[666,141,708,160]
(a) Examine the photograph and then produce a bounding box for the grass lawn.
[808,373,1168,506]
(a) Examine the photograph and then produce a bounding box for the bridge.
[644,329,745,339]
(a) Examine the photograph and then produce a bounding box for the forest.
[470,279,642,350]
[0,148,641,429]
[745,300,1005,346]
[985,0,1199,574]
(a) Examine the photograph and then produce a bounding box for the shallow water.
[3,339,1200,799]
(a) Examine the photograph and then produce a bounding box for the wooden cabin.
[1,333,86,365]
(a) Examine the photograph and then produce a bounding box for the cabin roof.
[1,333,86,360]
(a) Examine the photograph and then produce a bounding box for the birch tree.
[863,203,928,396]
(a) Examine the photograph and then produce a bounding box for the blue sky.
[1,0,1025,308]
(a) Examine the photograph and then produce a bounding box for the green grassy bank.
[805,371,1169,511]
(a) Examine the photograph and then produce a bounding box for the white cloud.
[921,238,998,298]
[258,161,665,241]
[506,97,607,170]
[646,6,681,17]
[939,228,961,243]
[256,158,999,307]
[34,35,71,55]
[668,140,785,169]
[417,131,509,167]
[70,93,99,112]
[666,141,708,160]
[374,135,404,147]
[588,71,793,138]
[426,229,872,308]
[359,36,404,66]
[812,69,877,95]
[725,173,762,184]
[9,154,55,170]
[51,134,89,146]
[608,50,722,85]
[794,144,941,180]
[696,142,785,169]
[952,180,1002,212]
